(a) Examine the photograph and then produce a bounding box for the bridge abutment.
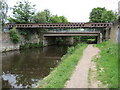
[43,36,74,46]
[64,37,74,45]
[43,37,56,46]
[105,28,110,40]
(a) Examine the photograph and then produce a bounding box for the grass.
[95,41,118,88]
[36,43,87,88]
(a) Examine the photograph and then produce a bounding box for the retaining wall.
[1,32,42,52]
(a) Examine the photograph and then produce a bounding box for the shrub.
[20,43,43,49]
[67,46,75,54]
[10,27,20,44]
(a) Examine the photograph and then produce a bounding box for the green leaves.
[89,7,117,23]
[10,27,20,44]
[8,0,35,23]
[8,0,68,24]
[32,9,68,23]
[32,11,48,23]
[49,15,68,23]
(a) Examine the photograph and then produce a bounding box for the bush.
[10,27,20,44]
[20,43,43,49]
[67,46,75,54]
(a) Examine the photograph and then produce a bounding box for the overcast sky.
[7,0,120,22]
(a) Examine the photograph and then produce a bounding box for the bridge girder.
[6,22,112,29]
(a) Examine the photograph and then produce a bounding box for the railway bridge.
[6,22,112,45]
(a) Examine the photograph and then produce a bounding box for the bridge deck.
[43,31,100,37]
[6,22,112,29]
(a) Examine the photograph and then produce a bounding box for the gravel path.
[65,44,100,88]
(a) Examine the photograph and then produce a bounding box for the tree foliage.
[8,0,35,23]
[0,0,8,26]
[89,7,117,23]
[49,15,62,23]
[49,15,68,23]
[32,10,68,23]
[44,9,51,22]
[10,27,20,44]
[59,16,68,23]
[8,0,68,24]
[32,9,51,23]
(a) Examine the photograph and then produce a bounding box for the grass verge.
[36,43,87,88]
[95,41,118,88]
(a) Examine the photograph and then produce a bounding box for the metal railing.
[45,29,101,33]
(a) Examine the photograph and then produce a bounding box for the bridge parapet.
[6,23,112,29]
[45,30,101,33]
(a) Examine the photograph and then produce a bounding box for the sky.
[7,0,120,22]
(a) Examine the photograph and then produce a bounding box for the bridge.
[42,30,101,45]
[6,22,112,29]
[6,22,112,45]
[43,30,100,36]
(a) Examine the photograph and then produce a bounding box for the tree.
[102,10,117,22]
[59,16,68,23]
[32,9,68,23]
[89,7,117,23]
[8,0,35,23]
[32,11,47,23]
[44,9,51,22]
[49,15,68,23]
[49,15,62,23]
[32,9,51,23]
[0,0,8,26]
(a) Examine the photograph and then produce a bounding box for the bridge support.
[105,28,110,40]
[43,37,56,46]
[64,37,74,45]
[43,36,74,46]
[96,33,102,43]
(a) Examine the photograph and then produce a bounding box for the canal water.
[2,45,68,88]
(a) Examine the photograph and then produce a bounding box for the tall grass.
[36,43,87,88]
[95,41,118,88]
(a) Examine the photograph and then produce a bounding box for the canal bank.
[36,44,87,88]
[1,31,44,52]
[65,44,100,88]
[94,41,118,88]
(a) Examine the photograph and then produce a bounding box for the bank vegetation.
[36,43,87,88]
[94,41,118,88]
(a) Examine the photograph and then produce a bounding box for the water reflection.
[2,45,68,88]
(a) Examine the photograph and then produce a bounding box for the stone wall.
[110,20,119,43]
[1,32,42,52]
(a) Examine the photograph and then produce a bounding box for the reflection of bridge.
[6,22,112,29]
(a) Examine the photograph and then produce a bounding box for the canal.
[2,45,68,88]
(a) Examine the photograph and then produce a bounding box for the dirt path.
[65,44,100,88]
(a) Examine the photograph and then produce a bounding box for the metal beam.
[43,34,99,36]
[6,22,112,29]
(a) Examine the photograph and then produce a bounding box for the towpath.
[65,44,100,88]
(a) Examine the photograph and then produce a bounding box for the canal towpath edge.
[65,44,100,88]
